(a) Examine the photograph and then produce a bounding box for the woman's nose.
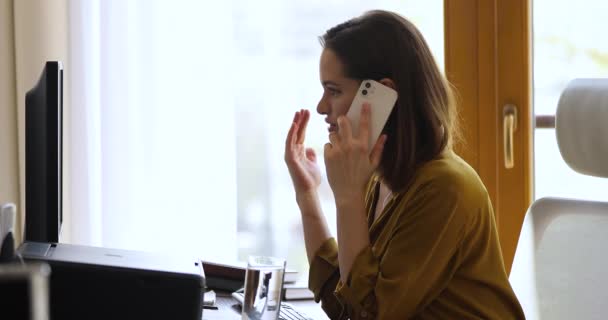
[317,96,329,115]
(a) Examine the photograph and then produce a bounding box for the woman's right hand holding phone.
[284,109,322,203]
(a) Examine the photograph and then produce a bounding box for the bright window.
[533,0,608,200]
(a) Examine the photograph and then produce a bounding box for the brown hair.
[320,10,459,192]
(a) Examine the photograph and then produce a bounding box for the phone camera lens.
[362,89,368,95]
[365,82,371,88]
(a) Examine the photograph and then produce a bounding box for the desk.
[203,294,329,320]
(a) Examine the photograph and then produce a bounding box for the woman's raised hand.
[284,109,322,196]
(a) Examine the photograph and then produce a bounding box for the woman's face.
[317,48,360,135]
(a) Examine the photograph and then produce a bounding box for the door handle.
[503,104,518,169]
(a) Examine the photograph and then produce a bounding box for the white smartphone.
[346,79,398,150]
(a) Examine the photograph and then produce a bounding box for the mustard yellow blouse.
[308,151,525,319]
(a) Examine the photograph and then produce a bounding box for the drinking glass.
[241,256,286,320]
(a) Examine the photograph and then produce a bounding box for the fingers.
[337,116,353,143]
[370,134,388,167]
[286,109,309,148]
[285,109,309,145]
[359,103,371,144]
[286,117,299,149]
[297,109,309,144]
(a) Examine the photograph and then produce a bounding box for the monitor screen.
[24,61,63,243]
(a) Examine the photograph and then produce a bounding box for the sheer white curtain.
[67,0,237,261]
[65,0,445,274]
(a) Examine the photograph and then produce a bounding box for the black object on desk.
[18,241,205,320]
[0,262,51,320]
[0,232,15,263]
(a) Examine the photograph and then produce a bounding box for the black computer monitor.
[24,61,63,243]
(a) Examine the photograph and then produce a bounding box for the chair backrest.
[510,78,608,320]
[511,198,608,320]
[555,78,608,178]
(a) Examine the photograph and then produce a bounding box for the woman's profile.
[284,10,525,320]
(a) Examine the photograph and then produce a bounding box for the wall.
[0,0,20,241]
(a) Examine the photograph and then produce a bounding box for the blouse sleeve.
[308,237,343,319]
[334,179,470,319]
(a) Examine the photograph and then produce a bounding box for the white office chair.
[510,79,608,320]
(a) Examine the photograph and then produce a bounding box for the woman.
[284,10,525,320]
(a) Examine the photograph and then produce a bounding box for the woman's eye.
[328,88,340,97]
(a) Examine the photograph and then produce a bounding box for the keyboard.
[279,303,314,320]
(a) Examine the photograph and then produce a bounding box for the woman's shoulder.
[409,150,490,206]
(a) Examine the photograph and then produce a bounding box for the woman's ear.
[379,78,397,90]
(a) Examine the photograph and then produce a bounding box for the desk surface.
[202,294,329,320]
